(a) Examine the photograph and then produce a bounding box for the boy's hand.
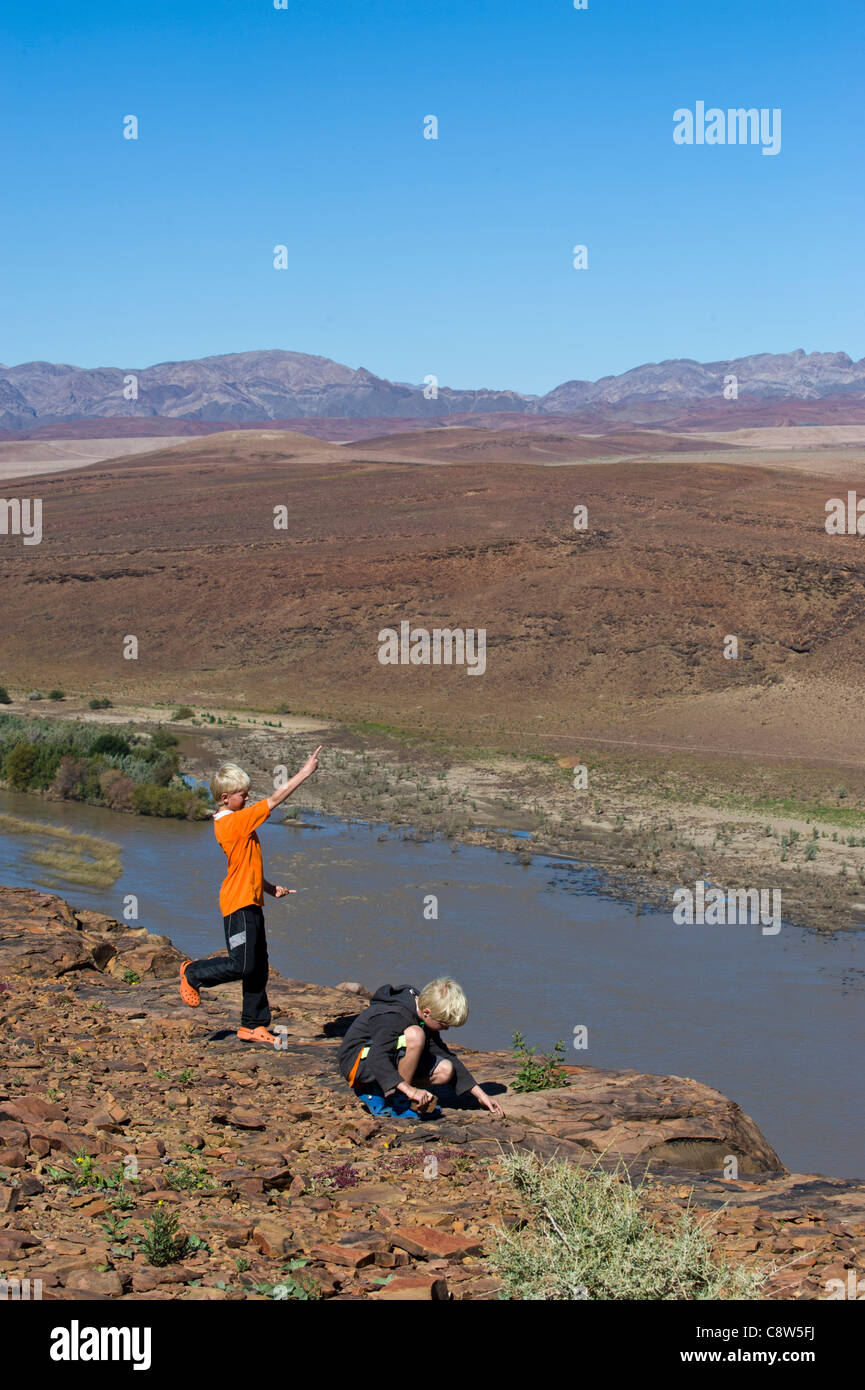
[475,1088,504,1117]
[273,885,296,898]
[301,745,322,778]
[408,1086,434,1108]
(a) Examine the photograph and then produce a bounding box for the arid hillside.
[3,429,865,766]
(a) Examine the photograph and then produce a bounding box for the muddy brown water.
[0,788,862,1179]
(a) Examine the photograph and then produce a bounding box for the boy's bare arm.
[266,746,322,812]
[397,1031,434,1106]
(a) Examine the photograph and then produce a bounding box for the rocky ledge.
[0,885,861,1301]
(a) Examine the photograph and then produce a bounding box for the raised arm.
[266,746,322,812]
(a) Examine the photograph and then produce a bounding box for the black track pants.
[185,904,270,1027]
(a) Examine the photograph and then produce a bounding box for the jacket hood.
[370,984,419,1012]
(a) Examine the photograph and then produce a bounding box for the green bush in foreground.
[490,1150,766,1301]
[137,1206,189,1266]
[511,1031,570,1092]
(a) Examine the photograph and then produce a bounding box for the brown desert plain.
[4,424,865,1308]
[5,423,865,930]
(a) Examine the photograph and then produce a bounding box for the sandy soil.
[0,437,189,481]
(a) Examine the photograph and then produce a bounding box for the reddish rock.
[0,1229,41,1258]
[373,1250,410,1269]
[311,1242,377,1268]
[235,1178,265,1199]
[259,1165,294,1190]
[136,1138,166,1158]
[0,1098,64,1123]
[226,1108,267,1131]
[0,1147,28,1169]
[252,1220,295,1258]
[373,1274,449,1301]
[132,1268,170,1292]
[0,1183,20,1213]
[63,1268,125,1296]
[0,1122,30,1146]
[390,1225,484,1260]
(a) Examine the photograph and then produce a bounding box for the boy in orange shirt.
[180,747,321,1044]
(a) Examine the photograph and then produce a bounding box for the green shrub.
[172,706,194,721]
[6,742,37,790]
[89,732,133,757]
[511,1032,569,1093]
[138,1207,188,1266]
[150,729,178,750]
[88,697,113,709]
[47,689,65,701]
[131,782,209,820]
[490,1150,766,1301]
[26,691,43,701]
[0,687,11,704]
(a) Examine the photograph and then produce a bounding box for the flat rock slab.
[391,1225,484,1260]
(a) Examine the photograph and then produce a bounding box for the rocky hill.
[0,885,862,1301]
[1,348,863,430]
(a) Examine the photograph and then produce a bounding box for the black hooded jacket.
[337,984,477,1096]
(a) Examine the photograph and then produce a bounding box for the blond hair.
[210,762,251,802]
[418,977,468,1027]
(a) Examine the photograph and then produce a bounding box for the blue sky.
[2,0,862,393]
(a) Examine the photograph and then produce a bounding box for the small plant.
[172,705,194,721]
[511,1032,570,1093]
[0,686,11,704]
[102,1214,130,1242]
[88,697,113,709]
[234,1255,251,1272]
[177,1067,195,1085]
[165,1159,216,1192]
[122,968,140,985]
[308,1163,359,1193]
[109,1187,136,1211]
[251,1261,318,1301]
[70,1152,101,1188]
[153,1067,169,1080]
[47,689,65,701]
[137,1205,189,1266]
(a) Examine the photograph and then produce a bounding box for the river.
[0,788,862,1179]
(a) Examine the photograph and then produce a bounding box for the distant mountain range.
[0,348,863,430]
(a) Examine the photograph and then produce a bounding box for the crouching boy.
[337,978,503,1117]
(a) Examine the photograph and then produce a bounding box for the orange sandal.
[179,961,200,1007]
[237,1026,278,1046]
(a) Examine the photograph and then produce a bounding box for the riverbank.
[5,697,865,933]
[1,884,863,1302]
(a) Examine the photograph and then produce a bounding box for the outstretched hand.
[301,745,323,778]
[273,885,296,898]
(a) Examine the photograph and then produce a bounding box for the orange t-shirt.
[214,799,271,916]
